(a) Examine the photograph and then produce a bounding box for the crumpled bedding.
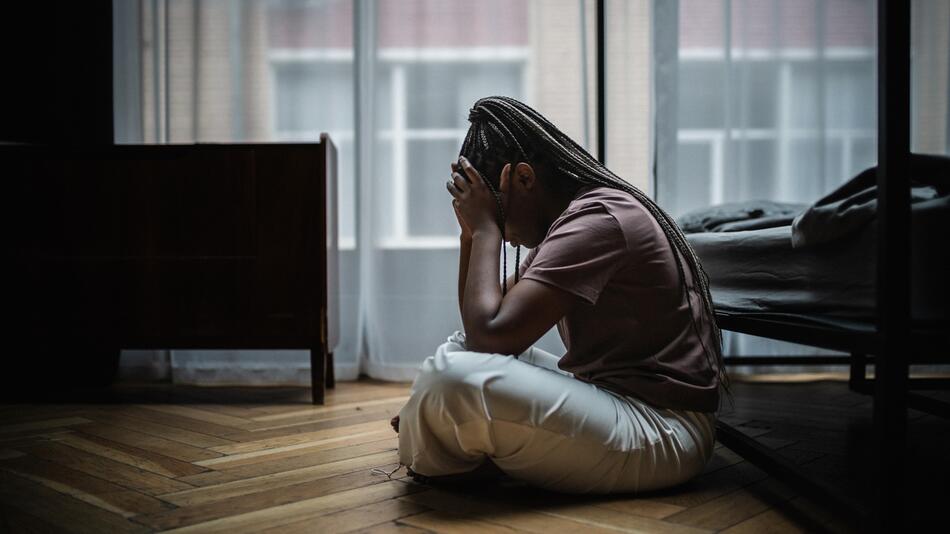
[681,154,950,322]
[677,200,806,234]
[791,154,950,248]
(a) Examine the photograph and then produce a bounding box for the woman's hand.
[450,161,473,241]
[446,156,510,238]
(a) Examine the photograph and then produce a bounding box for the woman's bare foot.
[405,466,429,484]
[404,461,507,487]
[390,415,399,433]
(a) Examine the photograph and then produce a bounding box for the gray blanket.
[676,200,806,234]
[677,155,949,248]
[791,154,949,248]
[680,154,950,322]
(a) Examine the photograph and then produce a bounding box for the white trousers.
[397,331,718,494]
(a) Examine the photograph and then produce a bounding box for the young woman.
[391,96,729,494]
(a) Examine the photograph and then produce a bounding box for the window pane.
[789,62,819,130]
[788,138,822,202]
[679,61,725,129]
[374,138,395,238]
[826,59,876,130]
[732,139,776,199]
[337,139,355,243]
[673,141,713,216]
[375,66,393,130]
[851,137,876,176]
[274,63,353,134]
[732,61,778,129]
[406,63,524,129]
[407,139,463,236]
[822,137,844,192]
[455,63,524,121]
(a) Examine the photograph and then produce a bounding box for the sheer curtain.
[354,0,581,380]
[114,0,653,384]
[654,0,948,360]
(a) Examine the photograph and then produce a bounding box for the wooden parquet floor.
[0,378,902,533]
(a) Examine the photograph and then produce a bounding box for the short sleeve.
[520,203,629,305]
[517,246,538,279]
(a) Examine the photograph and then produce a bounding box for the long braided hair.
[458,95,731,404]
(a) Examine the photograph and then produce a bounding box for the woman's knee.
[413,351,478,396]
[410,350,510,417]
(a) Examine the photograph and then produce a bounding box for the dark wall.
[1,2,113,145]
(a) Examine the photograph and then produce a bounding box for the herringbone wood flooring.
[0,379,874,533]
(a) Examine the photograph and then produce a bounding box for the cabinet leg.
[326,352,335,389]
[310,344,326,405]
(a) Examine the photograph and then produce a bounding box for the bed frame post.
[596,0,606,164]
[875,0,911,530]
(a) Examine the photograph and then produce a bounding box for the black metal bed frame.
[714,317,950,527]
[700,2,946,529]
[591,0,947,530]
[714,2,950,528]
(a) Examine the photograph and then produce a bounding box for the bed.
[640,2,938,527]
[682,158,950,327]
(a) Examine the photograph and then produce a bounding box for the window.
[670,0,879,216]
[270,48,357,247]
[128,0,602,250]
[380,57,525,247]
[271,51,525,248]
[673,50,876,215]
[267,1,529,249]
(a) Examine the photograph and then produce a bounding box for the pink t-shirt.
[519,184,721,412]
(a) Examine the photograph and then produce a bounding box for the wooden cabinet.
[2,137,339,403]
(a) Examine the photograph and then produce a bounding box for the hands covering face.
[447,155,510,238]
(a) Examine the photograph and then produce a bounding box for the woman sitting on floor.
[391,96,729,494]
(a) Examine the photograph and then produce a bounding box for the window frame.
[676,46,877,207]
[268,46,529,250]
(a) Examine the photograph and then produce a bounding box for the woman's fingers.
[446,179,460,198]
[458,156,483,186]
[453,161,471,184]
[451,172,469,193]
[446,172,468,199]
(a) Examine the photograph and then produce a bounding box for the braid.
[459,96,731,407]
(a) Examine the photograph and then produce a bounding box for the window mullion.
[393,64,409,241]
[776,60,792,200]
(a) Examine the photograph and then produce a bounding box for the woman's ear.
[499,163,512,195]
[514,162,536,191]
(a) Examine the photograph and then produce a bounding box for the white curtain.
[114,0,653,384]
[112,0,949,379]
[653,0,949,360]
